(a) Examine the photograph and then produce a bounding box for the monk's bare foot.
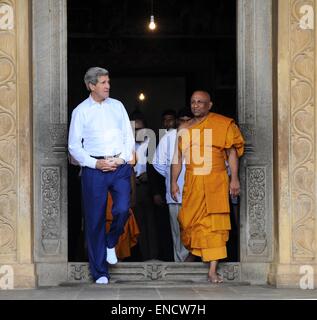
[184,253,196,262]
[208,272,223,283]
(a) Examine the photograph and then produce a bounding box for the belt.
[91,153,121,160]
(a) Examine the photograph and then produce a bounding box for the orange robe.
[106,194,140,260]
[178,112,244,261]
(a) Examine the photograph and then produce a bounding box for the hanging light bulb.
[148,0,156,31]
[149,15,156,30]
[138,93,146,101]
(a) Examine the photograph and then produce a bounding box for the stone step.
[67,261,241,283]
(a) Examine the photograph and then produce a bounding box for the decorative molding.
[0,214,15,252]
[146,264,164,280]
[67,262,241,283]
[40,166,61,255]
[68,263,93,282]
[0,0,16,257]
[0,55,15,84]
[221,263,241,281]
[290,0,315,260]
[247,167,267,256]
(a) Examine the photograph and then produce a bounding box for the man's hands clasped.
[95,158,125,172]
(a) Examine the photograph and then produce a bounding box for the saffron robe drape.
[178,112,244,261]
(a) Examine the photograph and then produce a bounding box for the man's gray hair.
[84,67,109,91]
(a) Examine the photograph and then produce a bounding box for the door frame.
[32,0,274,286]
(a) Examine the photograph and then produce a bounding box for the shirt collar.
[88,95,109,106]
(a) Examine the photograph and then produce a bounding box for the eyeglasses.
[190,100,209,105]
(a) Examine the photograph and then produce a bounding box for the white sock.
[95,276,108,284]
[106,247,118,264]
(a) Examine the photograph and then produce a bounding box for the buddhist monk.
[171,90,244,283]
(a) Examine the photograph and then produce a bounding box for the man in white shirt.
[68,67,134,284]
[152,108,192,262]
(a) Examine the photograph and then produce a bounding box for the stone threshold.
[67,261,241,284]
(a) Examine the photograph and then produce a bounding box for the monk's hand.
[230,177,240,197]
[171,182,180,202]
[95,159,118,172]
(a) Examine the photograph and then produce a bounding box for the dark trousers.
[134,182,158,261]
[81,164,131,280]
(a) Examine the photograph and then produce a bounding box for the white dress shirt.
[152,129,186,204]
[68,95,135,169]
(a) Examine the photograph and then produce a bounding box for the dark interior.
[67,0,238,262]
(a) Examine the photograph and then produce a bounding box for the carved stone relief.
[0,0,16,257]
[33,0,68,266]
[237,0,274,264]
[221,264,241,281]
[40,167,61,255]
[290,0,315,259]
[68,263,93,282]
[146,264,164,281]
[67,262,241,283]
[247,167,267,256]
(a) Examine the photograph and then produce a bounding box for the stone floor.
[0,282,316,300]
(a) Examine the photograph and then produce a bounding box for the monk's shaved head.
[190,91,213,119]
[191,91,211,102]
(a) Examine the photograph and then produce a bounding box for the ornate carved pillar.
[0,0,35,288]
[33,0,68,286]
[237,0,274,283]
[271,0,317,288]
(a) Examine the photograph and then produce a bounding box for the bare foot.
[208,272,223,283]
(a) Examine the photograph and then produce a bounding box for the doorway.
[67,0,239,263]
[33,0,274,285]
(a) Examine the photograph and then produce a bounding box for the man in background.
[153,108,192,262]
